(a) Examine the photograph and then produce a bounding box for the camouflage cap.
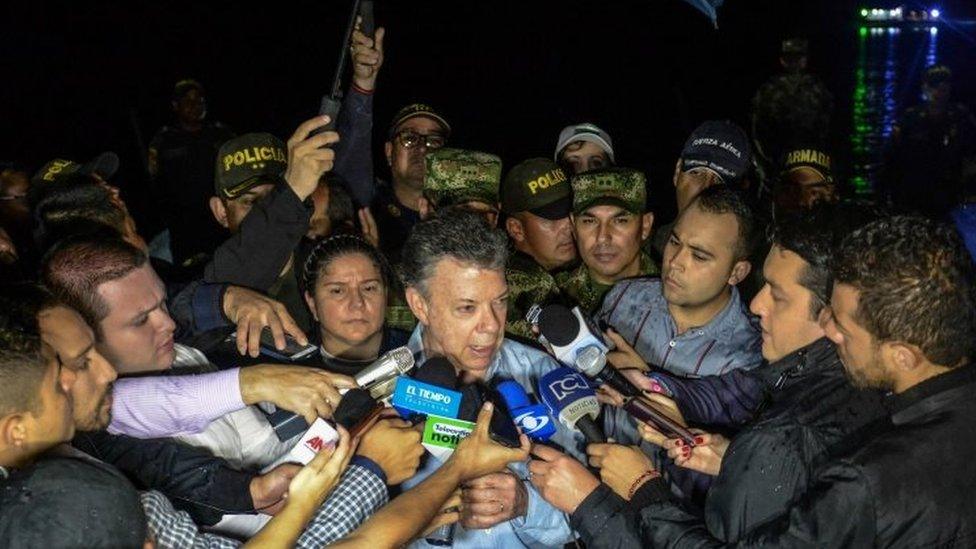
[424,148,502,209]
[215,133,287,199]
[501,158,571,219]
[571,167,646,215]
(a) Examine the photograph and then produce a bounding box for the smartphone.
[259,328,317,361]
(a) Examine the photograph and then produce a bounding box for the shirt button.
[669,340,676,347]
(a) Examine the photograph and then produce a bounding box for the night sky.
[4,0,974,226]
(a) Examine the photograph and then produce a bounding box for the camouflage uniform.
[558,167,659,313]
[424,148,501,209]
[381,148,505,332]
[505,248,563,340]
[556,253,657,314]
[499,158,575,339]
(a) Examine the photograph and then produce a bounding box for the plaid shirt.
[143,464,388,548]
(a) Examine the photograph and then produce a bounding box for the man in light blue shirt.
[398,210,583,548]
[598,186,762,380]
[598,187,762,494]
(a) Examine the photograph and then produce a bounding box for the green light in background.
[860,8,868,17]
[859,26,868,37]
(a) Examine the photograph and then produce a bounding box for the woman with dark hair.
[300,233,409,375]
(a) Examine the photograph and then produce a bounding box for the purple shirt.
[109,368,246,438]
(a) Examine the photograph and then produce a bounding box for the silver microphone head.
[355,346,415,389]
[573,346,606,379]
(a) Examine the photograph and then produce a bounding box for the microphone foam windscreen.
[537,304,580,347]
[333,389,377,430]
[414,356,459,388]
[457,384,484,422]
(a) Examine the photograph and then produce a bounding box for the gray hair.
[399,209,508,297]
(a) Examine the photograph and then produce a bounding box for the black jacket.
[572,362,976,548]
[573,338,892,546]
[72,430,255,527]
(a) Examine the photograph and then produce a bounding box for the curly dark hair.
[399,209,508,297]
[832,215,976,367]
[769,201,886,318]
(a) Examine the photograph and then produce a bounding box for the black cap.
[0,457,147,548]
[501,158,572,219]
[214,133,287,199]
[31,152,120,186]
[388,104,451,138]
[680,121,752,183]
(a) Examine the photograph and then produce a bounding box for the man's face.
[509,212,576,271]
[573,205,652,285]
[407,258,507,378]
[385,117,447,191]
[96,264,177,374]
[749,245,826,362]
[214,183,275,234]
[23,343,76,448]
[822,283,891,389]
[778,168,837,211]
[662,204,743,310]
[40,306,118,431]
[173,88,207,125]
[674,161,723,212]
[559,141,610,175]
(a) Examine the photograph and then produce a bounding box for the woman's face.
[306,253,387,350]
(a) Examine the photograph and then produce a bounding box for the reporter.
[331,402,531,548]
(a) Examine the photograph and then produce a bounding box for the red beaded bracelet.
[628,470,661,500]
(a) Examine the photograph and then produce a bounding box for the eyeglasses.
[394,131,446,150]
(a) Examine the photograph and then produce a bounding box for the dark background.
[3,0,973,227]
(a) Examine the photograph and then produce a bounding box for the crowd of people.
[1,18,975,549]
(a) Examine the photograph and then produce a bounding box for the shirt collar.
[753,337,838,390]
[888,363,976,426]
[668,285,752,344]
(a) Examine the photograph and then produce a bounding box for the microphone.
[266,347,415,441]
[573,345,642,399]
[574,349,697,445]
[534,305,640,398]
[495,380,556,442]
[537,368,606,443]
[351,346,416,393]
[391,357,462,422]
[536,304,611,365]
[333,388,384,439]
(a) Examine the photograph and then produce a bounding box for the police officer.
[422,147,502,227]
[383,147,502,332]
[370,104,451,262]
[556,167,657,313]
[148,79,235,270]
[500,158,574,339]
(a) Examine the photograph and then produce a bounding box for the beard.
[78,386,114,431]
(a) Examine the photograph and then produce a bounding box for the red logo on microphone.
[305,436,325,453]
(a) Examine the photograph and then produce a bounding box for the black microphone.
[333,388,384,438]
